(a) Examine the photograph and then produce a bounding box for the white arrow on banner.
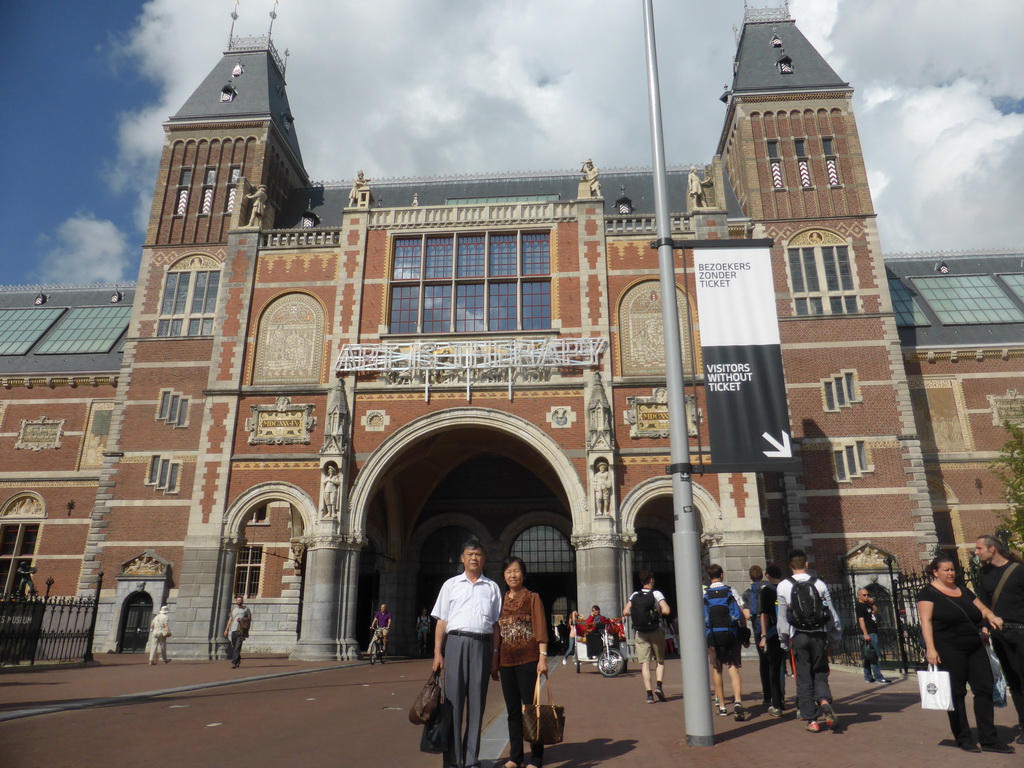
[761,431,792,458]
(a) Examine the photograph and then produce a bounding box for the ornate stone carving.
[688,165,715,209]
[1,493,45,518]
[245,397,316,445]
[989,390,1024,426]
[15,416,64,451]
[845,543,892,572]
[121,551,170,577]
[619,282,698,376]
[587,373,613,450]
[362,409,390,432]
[254,294,325,385]
[579,159,602,198]
[320,377,348,453]
[571,532,635,551]
[347,170,374,209]
[290,539,307,571]
[78,401,114,470]
[243,183,269,228]
[624,389,700,439]
[320,463,341,519]
[592,458,614,517]
[909,379,973,453]
[789,229,846,248]
[545,406,576,430]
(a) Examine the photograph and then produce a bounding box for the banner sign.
[691,241,798,472]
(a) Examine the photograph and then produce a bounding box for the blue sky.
[2,0,1022,289]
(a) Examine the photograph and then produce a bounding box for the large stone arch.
[348,407,587,534]
[619,475,721,536]
[223,481,318,540]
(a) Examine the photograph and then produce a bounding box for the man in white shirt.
[623,570,671,703]
[776,549,842,732]
[432,539,503,768]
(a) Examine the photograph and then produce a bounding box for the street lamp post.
[640,0,714,746]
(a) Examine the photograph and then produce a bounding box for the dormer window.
[232,62,243,77]
[301,212,319,229]
[282,111,294,132]
[770,34,783,48]
[777,55,794,75]
[220,84,236,103]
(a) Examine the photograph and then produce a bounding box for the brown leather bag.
[409,669,442,725]
[522,673,565,745]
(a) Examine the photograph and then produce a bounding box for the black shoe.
[655,685,666,702]
[958,744,981,753]
[1015,732,1024,746]
[646,692,654,704]
[980,745,1015,754]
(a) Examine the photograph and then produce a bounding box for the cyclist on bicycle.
[370,603,393,654]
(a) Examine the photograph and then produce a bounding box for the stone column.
[336,535,364,659]
[572,530,632,618]
[290,532,342,661]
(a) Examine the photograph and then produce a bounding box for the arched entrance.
[508,524,575,631]
[119,591,153,653]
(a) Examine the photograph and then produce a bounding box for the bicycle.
[368,627,388,665]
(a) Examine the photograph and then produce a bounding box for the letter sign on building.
[691,241,799,472]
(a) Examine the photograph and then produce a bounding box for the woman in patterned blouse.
[495,556,549,768]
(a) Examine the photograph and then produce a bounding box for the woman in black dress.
[917,553,1013,753]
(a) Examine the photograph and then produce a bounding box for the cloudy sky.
[2,0,1022,288]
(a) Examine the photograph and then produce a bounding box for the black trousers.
[792,632,831,721]
[991,628,1024,728]
[764,634,786,709]
[937,638,998,748]
[499,662,544,768]
[754,634,771,702]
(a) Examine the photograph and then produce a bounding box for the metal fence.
[828,564,980,674]
[0,574,102,667]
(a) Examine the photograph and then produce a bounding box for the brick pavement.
[0,654,1019,767]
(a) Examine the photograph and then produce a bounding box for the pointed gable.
[732,17,848,95]
[170,38,303,167]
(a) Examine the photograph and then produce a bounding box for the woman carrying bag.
[917,553,1013,753]
[495,556,548,768]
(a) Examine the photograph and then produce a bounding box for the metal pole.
[640,0,714,746]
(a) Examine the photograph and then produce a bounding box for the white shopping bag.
[919,664,954,711]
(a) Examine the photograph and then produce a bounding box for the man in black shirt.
[855,588,891,684]
[976,534,1024,744]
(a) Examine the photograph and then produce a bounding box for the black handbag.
[420,696,453,754]
[409,669,442,725]
[862,641,879,664]
[522,673,565,746]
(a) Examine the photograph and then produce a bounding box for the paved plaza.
[1,654,1020,767]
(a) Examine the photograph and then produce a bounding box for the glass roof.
[0,308,65,355]
[1000,273,1024,303]
[910,275,1024,325]
[888,278,930,327]
[35,306,132,355]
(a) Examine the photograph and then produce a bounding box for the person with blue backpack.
[704,563,750,720]
[776,549,843,733]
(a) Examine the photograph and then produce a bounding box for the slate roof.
[0,285,135,375]
[885,250,1024,348]
[732,19,848,95]
[171,39,304,169]
[276,167,745,229]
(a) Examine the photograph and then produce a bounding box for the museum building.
[1,7,1022,659]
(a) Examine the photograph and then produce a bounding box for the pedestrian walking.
[148,606,171,665]
[758,565,786,716]
[495,556,548,768]
[743,565,771,706]
[918,552,1013,753]
[703,564,749,720]
[975,534,1024,745]
[561,610,580,666]
[431,539,502,768]
[623,570,671,704]
[223,594,252,669]
[776,549,841,733]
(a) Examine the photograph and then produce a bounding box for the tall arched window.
[157,254,222,337]
[510,525,573,573]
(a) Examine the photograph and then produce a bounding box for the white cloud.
[35,215,131,285]
[102,0,1024,258]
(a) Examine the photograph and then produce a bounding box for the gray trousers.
[443,634,491,768]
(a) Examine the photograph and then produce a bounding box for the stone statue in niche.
[593,459,613,517]
[688,166,708,209]
[320,464,341,519]
[587,373,613,450]
[244,184,269,227]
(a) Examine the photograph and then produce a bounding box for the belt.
[1003,622,1024,632]
[447,629,491,641]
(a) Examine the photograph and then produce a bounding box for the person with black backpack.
[623,570,671,703]
[776,549,842,733]
[704,564,750,720]
[759,565,786,716]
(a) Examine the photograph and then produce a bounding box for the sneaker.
[806,721,822,733]
[712,695,720,707]
[1015,732,1024,746]
[646,692,654,704]
[733,703,748,722]
[767,706,782,718]
[819,700,837,728]
[655,685,666,702]
[717,705,728,717]
[875,678,892,685]
[561,657,566,666]
[864,679,875,684]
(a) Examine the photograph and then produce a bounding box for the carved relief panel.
[619,282,700,377]
[253,293,325,385]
